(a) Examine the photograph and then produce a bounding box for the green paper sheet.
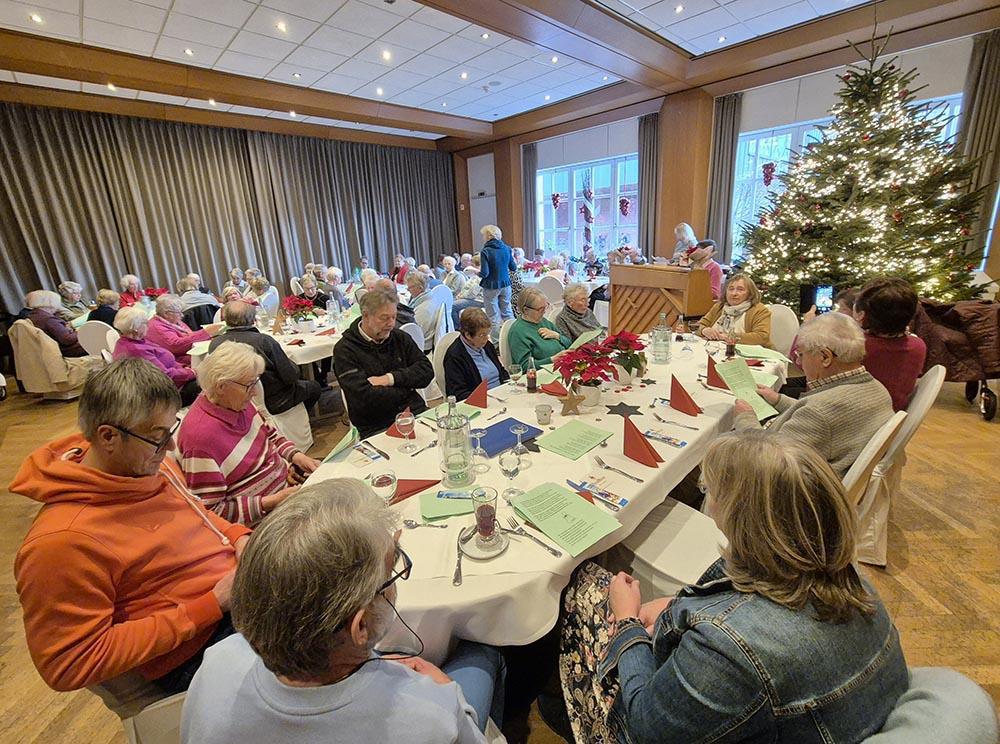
[419,490,474,521]
[736,344,791,363]
[714,358,779,421]
[536,365,560,385]
[511,482,620,557]
[417,401,481,421]
[190,340,211,358]
[323,426,358,462]
[536,420,613,460]
[750,369,779,388]
[569,328,603,350]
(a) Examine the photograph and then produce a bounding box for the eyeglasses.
[377,545,412,596]
[226,377,260,394]
[111,417,181,453]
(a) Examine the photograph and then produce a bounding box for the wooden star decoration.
[640,378,657,385]
[605,402,643,418]
[558,389,587,415]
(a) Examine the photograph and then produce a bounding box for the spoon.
[486,407,508,421]
[403,519,447,529]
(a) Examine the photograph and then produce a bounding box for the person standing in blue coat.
[477,224,517,340]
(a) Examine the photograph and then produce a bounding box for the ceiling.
[595,0,872,55]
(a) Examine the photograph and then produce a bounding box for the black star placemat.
[640,378,657,385]
[605,402,642,418]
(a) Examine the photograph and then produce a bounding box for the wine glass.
[499,451,523,503]
[470,428,489,473]
[395,412,416,454]
[508,363,522,393]
[370,470,397,505]
[510,423,529,457]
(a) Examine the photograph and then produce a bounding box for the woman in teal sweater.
[508,287,571,368]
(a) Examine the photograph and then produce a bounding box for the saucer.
[460,531,510,560]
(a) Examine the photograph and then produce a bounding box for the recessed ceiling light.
[381,49,392,62]
[375,87,384,96]
[441,101,447,107]
[29,12,43,24]
[602,75,609,81]
[209,98,216,106]
[292,72,301,78]
[481,32,489,40]
[544,94,550,101]
[107,83,116,91]
[184,48,194,56]
[460,71,468,80]
[289,111,297,118]
[276,20,287,33]
[718,35,727,43]
[551,55,559,63]
[674,4,683,13]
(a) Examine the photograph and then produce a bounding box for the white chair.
[429,284,454,334]
[399,322,425,352]
[106,328,121,353]
[767,303,799,357]
[78,320,116,357]
[251,381,313,452]
[546,269,566,285]
[498,319,515,368]
[123,692,185,744]
[8,319,100,399]
[856,366,946,566]
[544,301,564,322]
[842,411,907,507]
[212,308,223,324]
[433,330,460,397]
[258,286,280,317]
[101,349,113,363]
[290,276,304,296]
[537,275,564,305]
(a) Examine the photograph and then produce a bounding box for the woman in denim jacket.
[559,430,908,743]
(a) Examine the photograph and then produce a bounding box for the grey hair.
[197,341,264,399]
[245,267,261,280]
[442,256,456,270]
[221,286,243,302]
[674,222,697,246]
[114,306,150,339]
[155,293,184,316]
[405,271,427,293]
[359,268,378,287]
[26,290,62,311]
[360,289,397,316]
[405,257,416,267]
[563,282,589,302]
[231,478,398,679]
[512,247,525,260]
[797,312,867,364]
[229,267,244,280]
[518,286,546,313]
[78,357,181,439]
[176,276,198,293]
[327,267,343,283]
[119,274,140,291]
[58,281,82,298]
[480,224,502,241]
[222,299,257,327]
[96,289,120,308]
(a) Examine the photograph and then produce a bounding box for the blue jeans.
[482,286,513,339]
[442,641,506,732]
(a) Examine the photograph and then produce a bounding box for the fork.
[653,412,699,431]
[595,455,645,482]
[504,517,562,557]
[699,380,734,396]
[410,440,437,457]
[486,407,508,421]
[488,394,507,403]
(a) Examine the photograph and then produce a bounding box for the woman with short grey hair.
[25,289,89,357]
[112,306,200,405]
[177,341,318,526]
[554,282,602,342]
[118,274,144,307]
[227,267,246,292]
[242,268,261,297]
[508,287,571,368]
[147,294,219,366]
[56,281,89,321]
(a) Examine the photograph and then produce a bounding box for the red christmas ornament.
[892,210,904,224]
[890,183,900,192]
[551,193,561,209]
[959,226,971,236]
[762,162,776,187]
[812,203,821,212]
[861,134,871,142]
[583,188,594,202]
[899,89,909,98]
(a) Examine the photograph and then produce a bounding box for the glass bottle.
[438,396,474,489]
[651,312,672,364]
[526,357,537,393]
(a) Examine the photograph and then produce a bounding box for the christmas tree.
[736,38,986,306]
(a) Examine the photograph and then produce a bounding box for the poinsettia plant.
[553,343,616,388]
[281,295,318,322]
[522,260,549,277]
[601,331,647,378]
[143,287,167,297]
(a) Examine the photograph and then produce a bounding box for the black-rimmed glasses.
[377,545,412,596]
[111,417,182,453]
[226,377,260,394]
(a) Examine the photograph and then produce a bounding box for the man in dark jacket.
[209,301,321,415]
[334,290,433,437]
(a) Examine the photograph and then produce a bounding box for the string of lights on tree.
[736,36,987,306]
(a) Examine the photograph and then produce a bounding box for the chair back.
[212,308,222,324]
[106,328,121,352]
[767,303,799,357]
[498,319,515,368]
[883,365,945,466]
[433,330,461,395]
[546,269,566,285]
[545,301,564,322]
[537,275,564,304]
[258,287,280,316]
[843,411,906,504]
[78,320,116,357]
[122,692,186,744]
[290,276,304,295]
[429,284,454,329]
[8,319,89,393]
[399,322,425,352]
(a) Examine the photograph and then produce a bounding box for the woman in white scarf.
[698,274,773,347]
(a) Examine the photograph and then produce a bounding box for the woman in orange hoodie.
[12,358,251,695]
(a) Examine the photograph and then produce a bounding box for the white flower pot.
[612,364,632,385]
[294,319,316,333]
[575,384,603,407]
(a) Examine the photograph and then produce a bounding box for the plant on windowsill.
[553,343,615,407]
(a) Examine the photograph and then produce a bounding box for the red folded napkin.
[385,408,416,438]
[745,358,764,367]
[316,327,338,337]
[670,375,703,416]
[575,489,595,504]
[706,355,729,390]
[623,415,663,468]
[467,379,488,409]
[540,380,569,397]
[389,478,441,506]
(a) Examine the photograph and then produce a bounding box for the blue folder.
[478,417,543,458]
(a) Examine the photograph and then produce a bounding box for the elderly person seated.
[186,272,212,295]
[333,290,433,437]
[12,358,250,696]
[225,267,247,293]
[697,274,772,347]
[113,306,200,406]
[417,264,444,289]
[354,268,380,304]
[118,274,144,308]
[508,287,571,369]
[559,430,906,742]
[209,301,322,414]
[324,267,350,309]
[297,275,331,311]
[511,246,526,268]
[444,309,510,401]
[554,282,602,342]
[178,342,319,526]
[25,290,88,357]
[176,276,220,312]
[442,256,467,297]
[453,256,486,329]
[406,272,436,352]
[182,480,504,743]
[220,285,256,306]
[735,312,893,477]
[389,254,409,284]
[373,278,415,328]
[684,239,723,299]
[248,277,278,317]
[87,289,120,326]
[669,222,698,263]
[242,268,262,296]
[56,281,89,321]
[147,294,222,366]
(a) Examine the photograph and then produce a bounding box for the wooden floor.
[0,380,997,743]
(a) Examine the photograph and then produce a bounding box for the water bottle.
[526,357,537,393]
[438,396,474,488]
[651,312,672,364]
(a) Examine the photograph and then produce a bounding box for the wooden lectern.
[609,264,714,334]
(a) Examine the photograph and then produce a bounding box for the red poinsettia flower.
[281,295,318,320]
[144,287,167,297]
[553,344,616,387]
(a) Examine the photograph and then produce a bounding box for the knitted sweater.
[735,367,893,477]
[554,305,602,342]
[864,334,927,411]
[508,317,571,368]
[177,396,299,526]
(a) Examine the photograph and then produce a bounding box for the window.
[729,93,963,261]
[536,153,639,258]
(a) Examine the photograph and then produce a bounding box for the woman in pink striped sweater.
[177,342,320,526]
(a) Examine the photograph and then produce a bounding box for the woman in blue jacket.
[477,224,518,338]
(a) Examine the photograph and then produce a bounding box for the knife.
[361,440,390,461]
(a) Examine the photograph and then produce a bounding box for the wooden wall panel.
[453,153,474,254]
[492,138,524,248]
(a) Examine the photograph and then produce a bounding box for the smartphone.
[815,285,834,314]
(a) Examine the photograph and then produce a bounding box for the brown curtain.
[638,113,659,257]
[706,93,742,262]
[521,142,538,255]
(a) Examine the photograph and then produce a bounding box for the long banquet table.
[304,336,786,663]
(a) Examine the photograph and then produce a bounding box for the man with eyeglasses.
[182,479,504,744]
[12,358,252,706]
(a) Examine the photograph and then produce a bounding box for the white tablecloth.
[189,319,342,369]
[305,337,785,663]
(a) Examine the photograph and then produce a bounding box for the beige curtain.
[521,142,538,255]
[959,30,1000,260]
[638,113,659,257]
[706,93,742,262]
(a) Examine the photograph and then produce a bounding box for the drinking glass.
[395,412,417,454]
[508,364,523,392]
[471,487,499,549]
[499,451,523,503]
[470,428,489,473]
[370,470,397,505]
[510,423,529,457]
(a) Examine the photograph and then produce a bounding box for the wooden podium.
[609,264,714,334]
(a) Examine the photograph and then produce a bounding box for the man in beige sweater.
[735,312,892,477]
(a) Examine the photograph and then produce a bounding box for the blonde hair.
[702,431,874,623]
[26,290,61,311]
[480,224,502,241]
[197,341,265,399]
[722,274,761,306]
[96,289,120,308]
